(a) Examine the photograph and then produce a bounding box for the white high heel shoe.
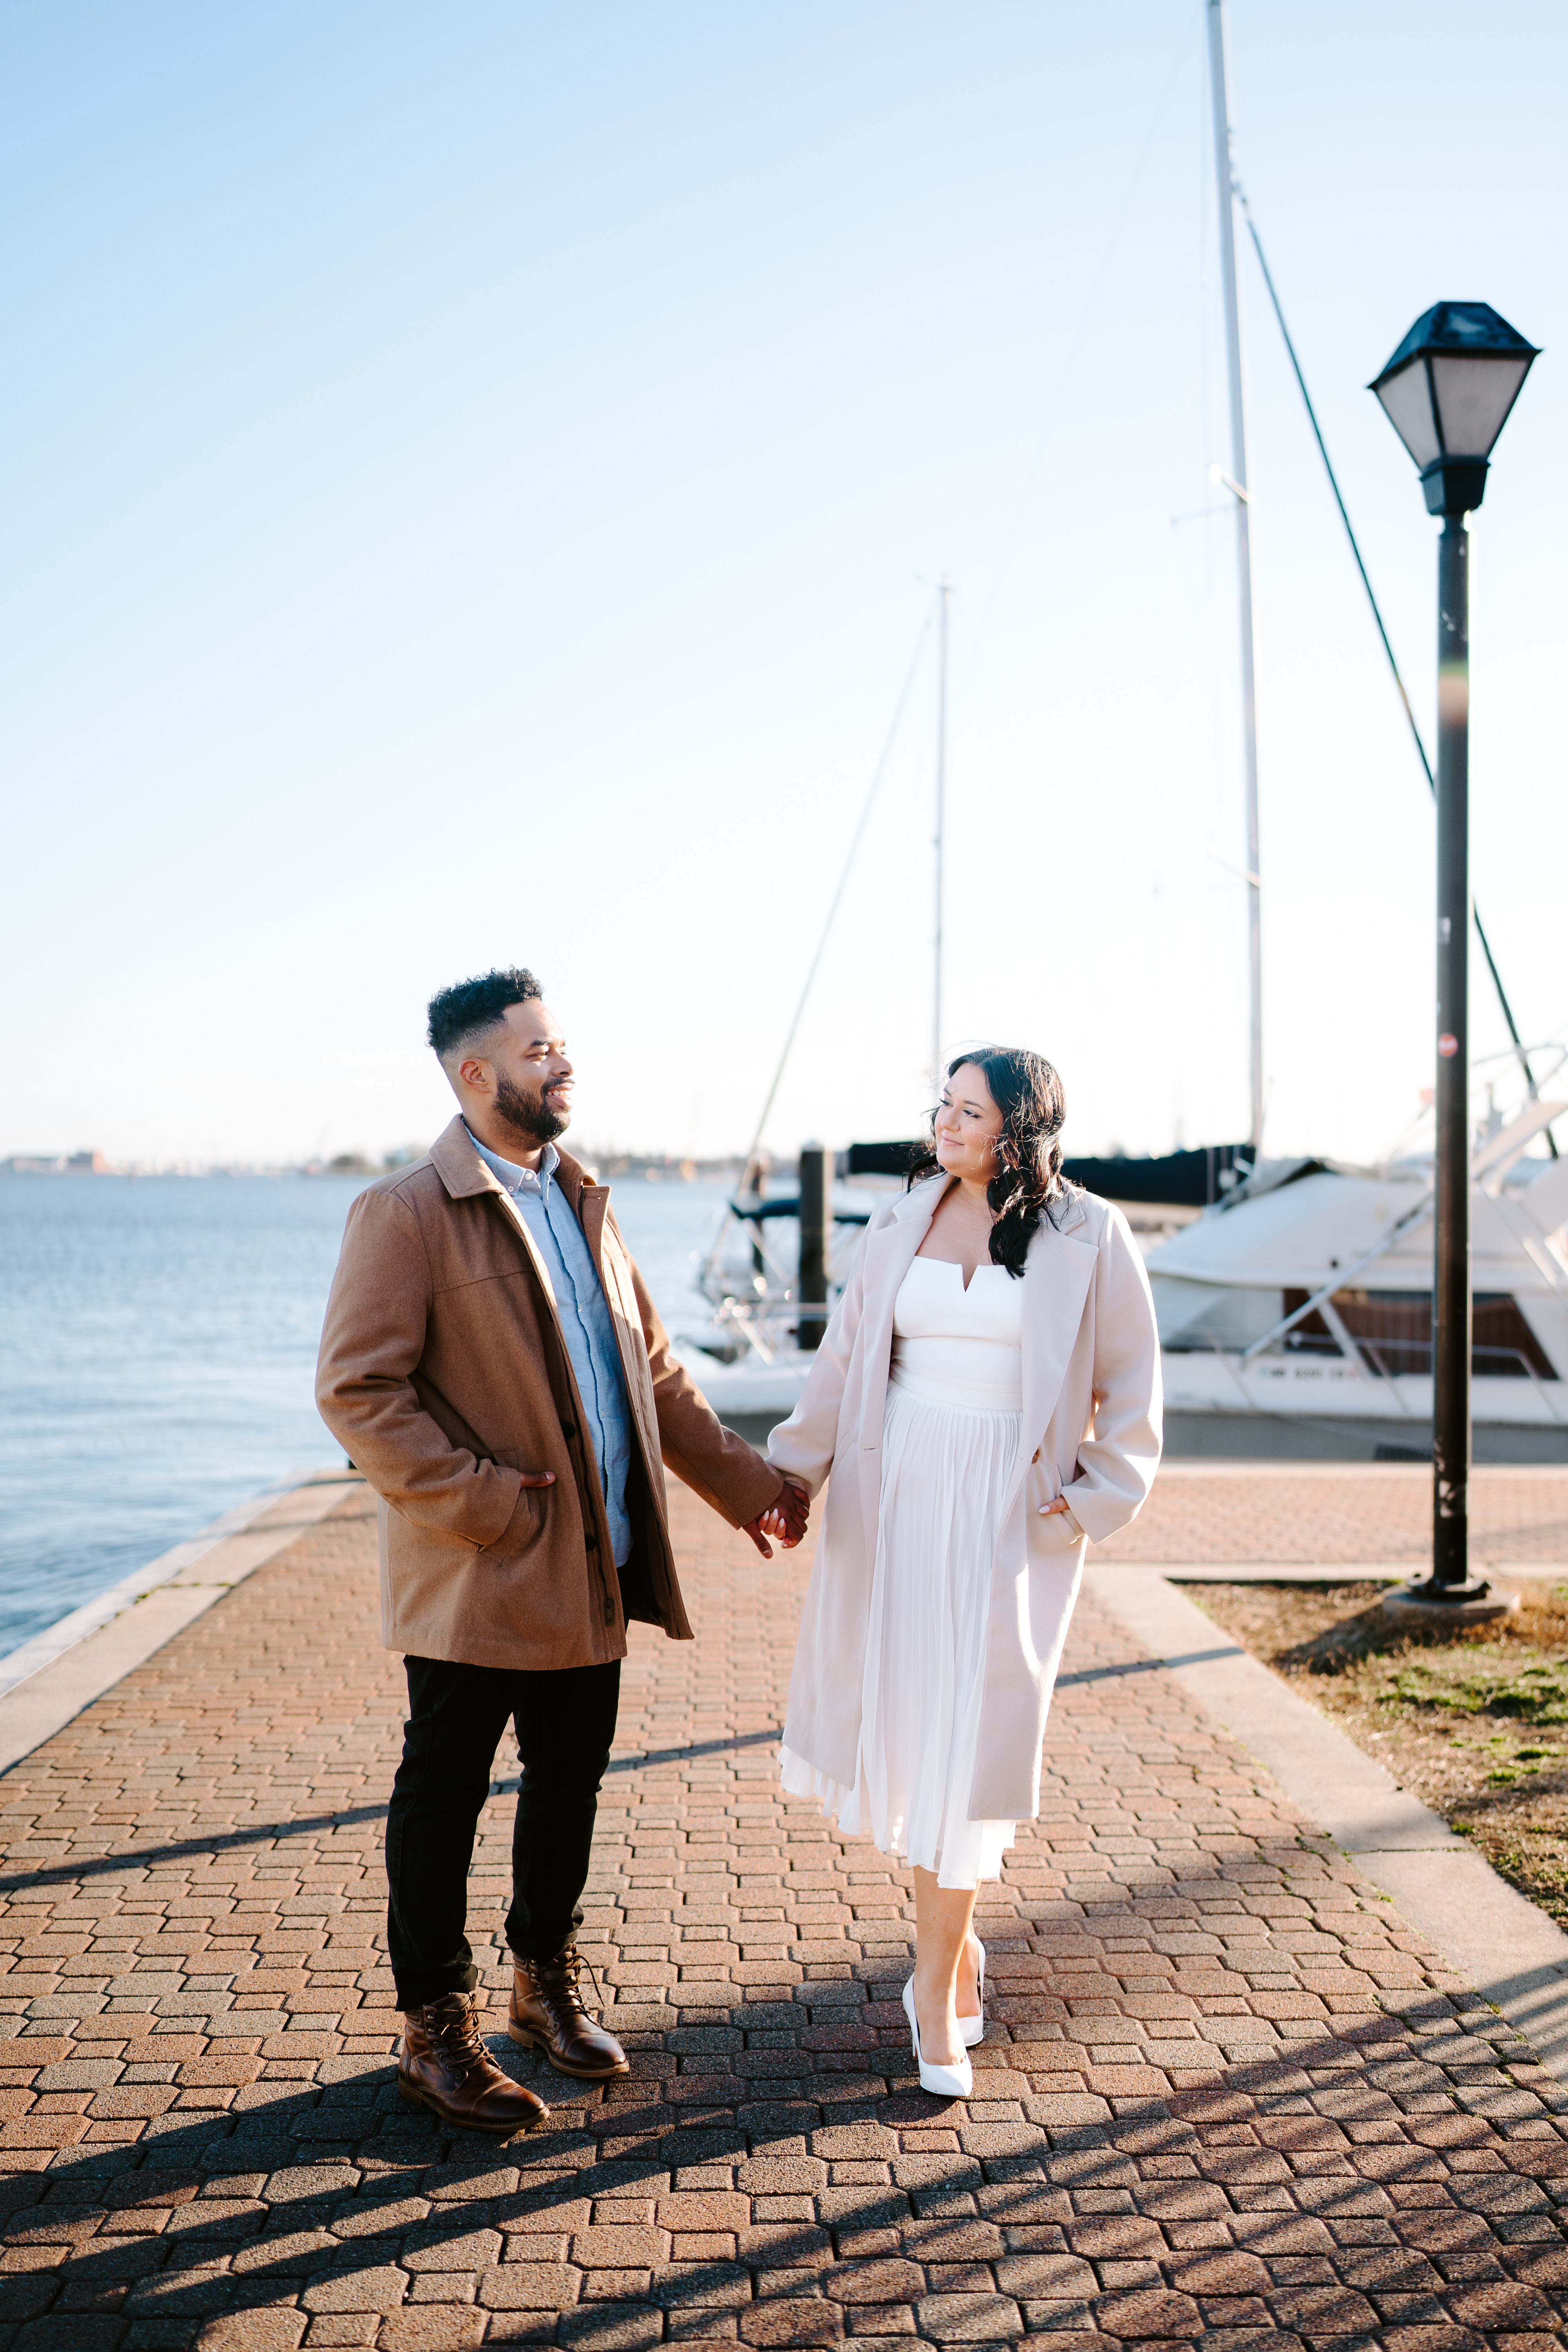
[903,1975,973,2099]
[958,1938,986,2049]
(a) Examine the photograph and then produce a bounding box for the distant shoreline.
[1,1153,750,1184]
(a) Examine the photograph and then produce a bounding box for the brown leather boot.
[508,1943,629,2079]
[398,1991,550,2135]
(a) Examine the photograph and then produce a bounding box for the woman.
[768,1048,1161,2096]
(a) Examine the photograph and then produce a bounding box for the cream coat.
[768,1177,1161,1822]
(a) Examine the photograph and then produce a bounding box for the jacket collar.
[887,1173,946,1221]
[887,1171,1089,1239]
[428,1112,599,1218]
[430,1114,497,1199]
[1053,1185,1089,1238]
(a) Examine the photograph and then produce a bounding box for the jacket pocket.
[1031,1510,1083,1556]
[491,1445,549,1474]
[480,1449,552,1555]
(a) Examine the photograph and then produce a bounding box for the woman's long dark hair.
[906,1046,1074,1278]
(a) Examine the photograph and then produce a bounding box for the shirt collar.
[465,1124,559,1198]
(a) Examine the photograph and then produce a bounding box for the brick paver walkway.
[1094,1466,1568,1568]
[2,1476,1568,2349]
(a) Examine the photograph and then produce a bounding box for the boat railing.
[695,1292,836,1367]
[697,1185,868,1325]
[1193,1325,1565,1428]
[1350,1338,1564,1421]
[1238,1189,1436,1364]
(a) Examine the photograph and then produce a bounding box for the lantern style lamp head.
[1370,302,1538,517]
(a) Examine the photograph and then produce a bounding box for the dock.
[2,1468,1568,2347]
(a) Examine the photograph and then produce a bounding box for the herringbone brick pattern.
[0,1477,1566,2348]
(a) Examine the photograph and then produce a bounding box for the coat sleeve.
[315,1186,526,1550]
[1060,1202,1163,1544]
[623,1252,784,1528]
[764,1215,875,1498]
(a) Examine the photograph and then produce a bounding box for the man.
[317,969,807,2135]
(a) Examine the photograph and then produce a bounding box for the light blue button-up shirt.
[466,1127,635,1569]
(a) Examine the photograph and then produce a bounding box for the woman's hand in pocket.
[1038,1493,1084,1537]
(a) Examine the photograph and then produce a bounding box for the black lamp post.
[1370,302,1538,1603]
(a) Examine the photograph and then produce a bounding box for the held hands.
[742,1474,810,1559]
[766,1476,810,1546]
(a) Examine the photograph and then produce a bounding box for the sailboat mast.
[1206,0,1263,1158]
[932,579,949,1088]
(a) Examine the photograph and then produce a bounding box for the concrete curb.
[0,1468,356,1777]
[1086,1561,1568,2084]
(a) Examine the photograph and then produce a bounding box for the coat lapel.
[521,1158,661,1452]
[859,1178,949,1391]
[1004,1203,1098,1515]
[579,1191,665,1488]
[855,1179,950,1548]
[428,1114,566,1310]
[572,1177,609,1278]
[488,1185,560,1311]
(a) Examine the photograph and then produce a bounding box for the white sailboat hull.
[671,1345,818,1421]
[1163,1345,1566,1429]
[1144,1140,1568,1457]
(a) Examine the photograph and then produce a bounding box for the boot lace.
[428,1994,490,2065]
[537,1941,605,2021]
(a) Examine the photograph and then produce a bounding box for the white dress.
[780,1253,1022,1888]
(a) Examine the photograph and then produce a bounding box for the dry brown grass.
[1186,1576,1568,1924]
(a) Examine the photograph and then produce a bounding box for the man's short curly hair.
[426,968,543,1061]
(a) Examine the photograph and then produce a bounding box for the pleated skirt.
[780,1374,1019,1889]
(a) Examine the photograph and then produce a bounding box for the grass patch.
[1185,1577,1568,1928]
[1379,1651,1568,1724]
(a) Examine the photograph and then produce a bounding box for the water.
[0,1171,731,1659]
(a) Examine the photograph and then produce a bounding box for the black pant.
[385,1654,620,2010]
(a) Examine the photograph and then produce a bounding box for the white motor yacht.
[1147,1102,1568,1461]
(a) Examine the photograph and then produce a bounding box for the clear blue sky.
[4,2,1564,1166]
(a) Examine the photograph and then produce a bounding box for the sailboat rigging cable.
[1206,0,1263,1160]
[1234,182,1556,1156]
[739,605,935,1169]
[932,581,950,1088]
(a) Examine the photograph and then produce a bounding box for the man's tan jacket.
[316,1116,782,1672]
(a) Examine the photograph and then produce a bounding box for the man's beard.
[494,1068,570,1148]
